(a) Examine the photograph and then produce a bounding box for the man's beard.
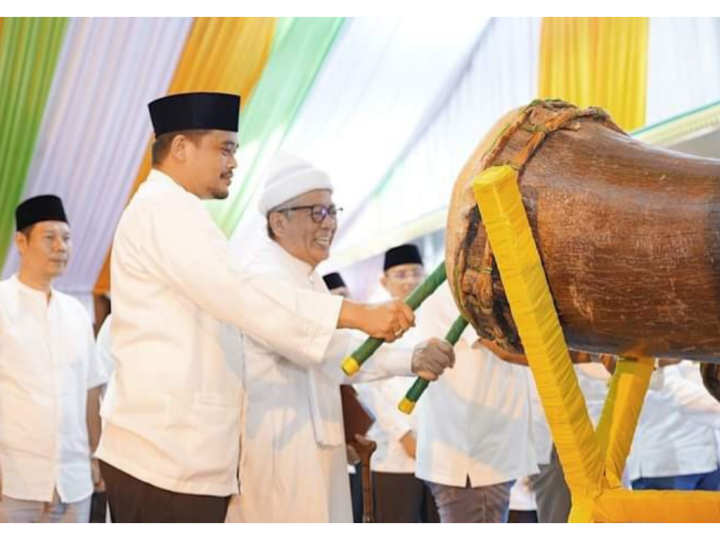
[211,180,231,200]
[211,188,230,200]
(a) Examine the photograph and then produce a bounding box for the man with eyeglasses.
[225,153,455,523]
[96,93,418,523]
[355,244,440,523]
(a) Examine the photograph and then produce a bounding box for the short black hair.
[19,224,35,239]
[151,129,210,165]
[266,219,277,240]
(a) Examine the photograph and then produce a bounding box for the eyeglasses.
[276,204,343,224]
[386,268,425,281]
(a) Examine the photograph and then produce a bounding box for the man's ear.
[15,231,28,256]
[380,274,389,292]
[269,212,285,238]
[169,134,188,163]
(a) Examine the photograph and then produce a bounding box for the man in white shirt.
[0,195,107,523]
[225,154,455,523]
[414,281,539,523]
[628,360,720,491]
[96,93,416,523]
[355,244,439,523]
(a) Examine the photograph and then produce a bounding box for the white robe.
[226,240,413,523]
[97,170,343,496]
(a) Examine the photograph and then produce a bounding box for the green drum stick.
[398,315,469,414]
[341,262,447,376]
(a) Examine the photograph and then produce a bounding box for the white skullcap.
[257,152,334,215]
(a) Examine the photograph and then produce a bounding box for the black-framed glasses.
[386,267,426,281]
[277,204,343,223]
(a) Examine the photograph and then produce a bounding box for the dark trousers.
[100,461,230,523]
[509,510,539,523]
[529,447,571,523]
[373,471,439,523]
[349,466,364,523]
[632,467,720,491]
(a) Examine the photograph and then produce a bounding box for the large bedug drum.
[446,99,720,363]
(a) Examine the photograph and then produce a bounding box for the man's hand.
[400,431,417,459]
[411,338,455,380]
[339,299,414,342]
[91,458,105,492]
[346,445,361,466]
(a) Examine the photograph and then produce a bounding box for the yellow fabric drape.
[539,17,649,131]
[94,17,275,295]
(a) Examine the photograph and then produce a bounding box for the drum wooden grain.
[447,101,720,362]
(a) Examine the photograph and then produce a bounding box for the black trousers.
[373,471,440,523]
[100,461,230,523]
[349,466,364,523]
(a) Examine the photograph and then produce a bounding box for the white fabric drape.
[646,17,720,125]
[1,17,192,296]
[329,17,542,266]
